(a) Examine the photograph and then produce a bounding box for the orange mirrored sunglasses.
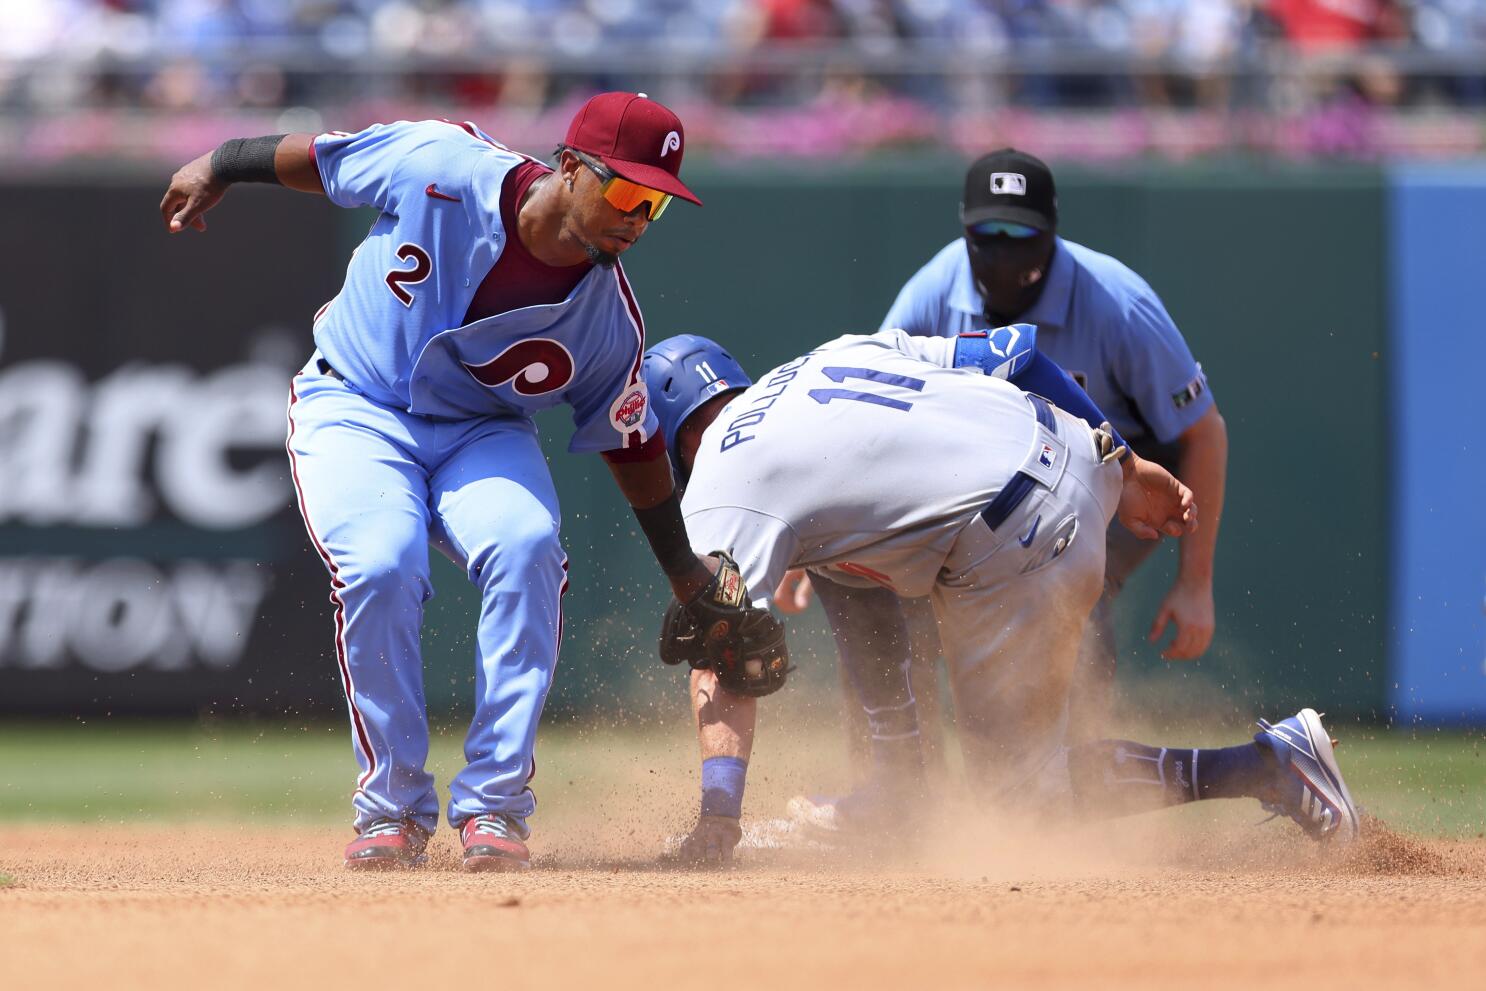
[573,150,673,221]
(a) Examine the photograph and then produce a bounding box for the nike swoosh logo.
[425,183,461,203]
[1019,515,1041,548]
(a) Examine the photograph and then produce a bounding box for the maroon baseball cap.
[565,92,702,206]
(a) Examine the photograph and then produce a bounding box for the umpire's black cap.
[960,149,1058,232]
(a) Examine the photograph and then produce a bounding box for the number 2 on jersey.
[385,242,432,307]
[808,366,925,412]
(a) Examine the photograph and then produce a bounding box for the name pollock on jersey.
[718,351,818,452]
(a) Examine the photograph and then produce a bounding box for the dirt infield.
[3,817,1484,990]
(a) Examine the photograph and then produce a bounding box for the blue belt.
[980,394,1057,531]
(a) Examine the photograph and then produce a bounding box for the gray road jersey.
[681,330,1058,603]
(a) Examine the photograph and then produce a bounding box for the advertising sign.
[0,180,344,713]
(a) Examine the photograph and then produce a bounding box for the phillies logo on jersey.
[463,338,575,395]
[610,384,649,428]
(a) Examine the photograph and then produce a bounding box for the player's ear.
[557,149,581,190]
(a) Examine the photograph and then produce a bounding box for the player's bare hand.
[1118,455,1197,540]
[671,814,742,868]
[772,569,814,615]
[160,151,226,233]
[1148,578,1215,660]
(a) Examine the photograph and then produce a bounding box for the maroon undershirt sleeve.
[600,431,667,465]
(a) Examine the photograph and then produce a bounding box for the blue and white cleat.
[1254,708,1361,843]
[785,784,926,849]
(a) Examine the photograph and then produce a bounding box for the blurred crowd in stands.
[2,1,1484,162]
[5,0,1485,109]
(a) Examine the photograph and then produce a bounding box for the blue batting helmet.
[641,334,752,475]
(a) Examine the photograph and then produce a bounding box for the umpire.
[781,149,1227,751]
[897,149,1227,740]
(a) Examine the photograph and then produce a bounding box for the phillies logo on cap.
[991,173,1027,196]
[565,92,702,206]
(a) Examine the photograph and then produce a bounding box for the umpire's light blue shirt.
[880,237,1213,447]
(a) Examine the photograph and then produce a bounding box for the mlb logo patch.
[1172,365,1207,409]
[1039,443,1056,469]
[991,172,1027,196]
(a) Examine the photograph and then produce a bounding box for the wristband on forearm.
[210,135,287,185]
[700,756,747,819]
[633,491,699,579]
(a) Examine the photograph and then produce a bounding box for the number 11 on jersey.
[808,366,925,412]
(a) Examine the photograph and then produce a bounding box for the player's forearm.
[1015,351,1129,453]
[212,133,323,192]
[1174,406,1227,583]
[693,668,757,762]
[605,449,712,598]
[691,667,756,827]
[161,133,324,233]
[604,440,675,509]
[273,134,324,193]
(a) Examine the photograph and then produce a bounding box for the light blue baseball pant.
[286,358,567,837]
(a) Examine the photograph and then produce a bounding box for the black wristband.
[210,135,287,185]
[633,491,699,579]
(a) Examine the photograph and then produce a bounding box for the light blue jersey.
[287,119,663,839]
[311,119,656,453]
[881,237,1212,448]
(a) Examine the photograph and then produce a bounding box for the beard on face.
[579,237,619,269]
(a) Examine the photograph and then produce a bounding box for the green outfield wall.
[0,164,1426,722]
[386,163,1394,722]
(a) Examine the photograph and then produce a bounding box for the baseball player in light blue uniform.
[162,93,722,871]
[641,330,1354,864]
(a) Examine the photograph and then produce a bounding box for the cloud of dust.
[523,660,1482,880]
